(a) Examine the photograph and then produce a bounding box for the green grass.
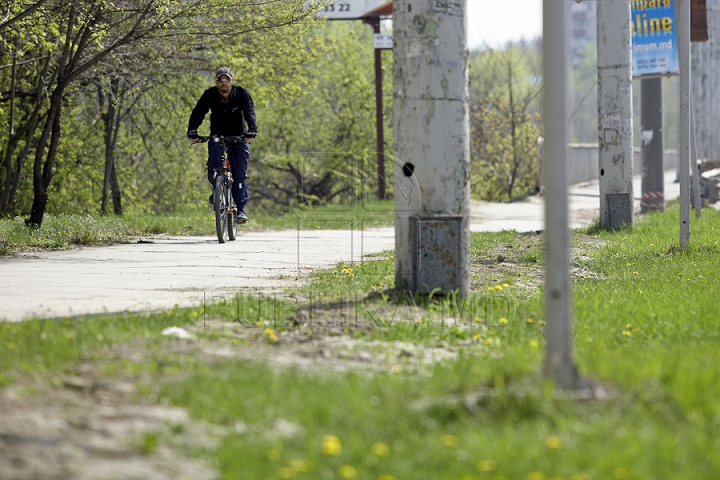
[0,200,395,254]
[4,205,720,478]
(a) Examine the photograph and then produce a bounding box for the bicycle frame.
[195,135,246,243]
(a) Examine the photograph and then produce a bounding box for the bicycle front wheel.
[214,175,228,243]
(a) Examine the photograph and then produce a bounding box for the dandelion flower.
[278,467,295,479]
[625,323,632,329]
[477,459,497,472]
[322,435,342,456]
[529,340,539,348]
[622,330,632,337]
[473,316,483,323]
[498,317,508,325]
[473,334,482,342]
[338,465,357,478]
[371,442,390,457]
[538,320,546,326]
[440,434,458,447]
[526,318,534,324]
[545,436,561,449]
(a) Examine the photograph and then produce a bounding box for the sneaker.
[209,192,214,204]
[237,211,248,224]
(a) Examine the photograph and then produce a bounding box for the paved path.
[0,170,682,322]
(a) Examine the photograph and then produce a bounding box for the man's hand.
[187,130,199,144]
[245,131,257,143]
[189,137,200,144]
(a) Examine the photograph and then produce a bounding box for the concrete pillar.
[597,1,634,230]
[392,0,470,295]
[640,78,665,213]
[542,0,583,390]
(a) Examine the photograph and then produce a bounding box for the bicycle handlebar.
[194,135,253,144]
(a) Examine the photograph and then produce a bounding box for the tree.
[469,43,542,201]
[0,0,322,226]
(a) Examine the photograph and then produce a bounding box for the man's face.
[216,75,232,95]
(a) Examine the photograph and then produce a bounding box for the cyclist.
[187,67,257,224]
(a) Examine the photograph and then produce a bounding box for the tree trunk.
[101,78,121,215]
[27,88,63,227]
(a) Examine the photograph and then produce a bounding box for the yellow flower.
[338,465,357,478]
[264,328,278,342]
[526,318,534,324]
[473,316,483,323]
[538,320,546,326]
[487,286,495,292]
[477,459,497,472]
[473,334,482,342]
[529,340,539,348]
[498,317,508,325]
[625,323,632,329]
[440,434,458,447]
[503,283,509,288]
[622,330,632,337]
[495,285,504,291]
[484,338,494,345]
[626,262,632,266]
[633,271,639,275]
[290,460,308,472]
[371,442,390,457]
[545,436,561,449]
[278,467,296,478]
[614,467,630,479]
[322,435,342,455]
[414,318,422,325]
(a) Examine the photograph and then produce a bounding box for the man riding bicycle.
[187,67,257,224]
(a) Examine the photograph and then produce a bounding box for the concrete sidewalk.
[469,169,680,232]
[0,170,683,322]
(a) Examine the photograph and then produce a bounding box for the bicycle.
[195,135,248,243]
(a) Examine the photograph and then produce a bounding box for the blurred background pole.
[691,96,702,217]
[678,0,691,248]
[640,78,665,213]
[542,0,582,389]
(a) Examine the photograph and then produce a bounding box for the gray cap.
[215,67,233,81]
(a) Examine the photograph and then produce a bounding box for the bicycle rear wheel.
[214,175,228,243]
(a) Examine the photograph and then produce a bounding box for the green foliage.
[469,44,542,202]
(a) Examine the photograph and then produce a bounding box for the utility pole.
[364,16,388,200]
[597,1,634,230]
[640,78,665,213]
[678,0,691,248]
[392,0,470,296]
[542,0,583,390]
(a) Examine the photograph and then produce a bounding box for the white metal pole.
[691,95,702,217]
[678,0,691,247]
[597,0,634,230]
[542,0,582,390]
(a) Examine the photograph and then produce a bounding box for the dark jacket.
[187,85,257,136]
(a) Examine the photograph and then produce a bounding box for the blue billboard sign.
[631,0,680,77]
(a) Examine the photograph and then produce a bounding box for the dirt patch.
[0,368,217,480]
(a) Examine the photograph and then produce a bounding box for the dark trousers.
[207,141,249,213]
